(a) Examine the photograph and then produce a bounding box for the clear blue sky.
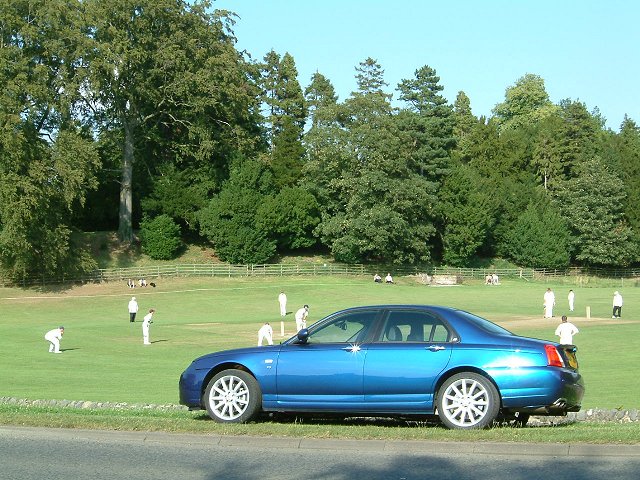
[213,0,638,131]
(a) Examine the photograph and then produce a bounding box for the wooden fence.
[3,263,640,288]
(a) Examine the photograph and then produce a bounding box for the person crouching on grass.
[45,326,64,353]
[142,309,155,345]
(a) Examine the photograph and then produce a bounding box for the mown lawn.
[1,275,638,410]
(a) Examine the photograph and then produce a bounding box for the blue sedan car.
[179,305,584,429]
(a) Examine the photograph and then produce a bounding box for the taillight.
[545,344,565,367]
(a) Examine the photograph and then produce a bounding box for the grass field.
[1,274,639,410]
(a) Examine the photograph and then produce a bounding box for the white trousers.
[279,302,286,316]
[46,338,60,353]
[544,305,554,318]
[258,332,273,346]
[143,326,150,345]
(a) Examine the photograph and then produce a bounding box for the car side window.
[380,310,452,343]
[307,311,378,344]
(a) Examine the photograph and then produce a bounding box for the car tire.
[437,372,500,429]
[204,369,262,423]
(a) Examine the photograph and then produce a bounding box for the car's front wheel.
[204,369,262,423]
[437,372,500,429]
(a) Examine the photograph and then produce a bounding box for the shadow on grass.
[190,411,578,429]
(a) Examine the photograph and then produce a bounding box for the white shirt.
[555,322,579,344]
[543,290,555,306]
[128,299,139,313]
[613,294,623,307]
[295,307,308,323]
[143,313,153,328]
[45,328,63,341]
[278,293,287,305]
[258,324,273,346]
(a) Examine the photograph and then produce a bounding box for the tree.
[503,202,571,268]
[198,157,276,264]
[259,51,307,188]
[0,0,101,278]
[256,187,320,251]
[452,91,478,156]
[139,214,183,260]
[553,156,636,266]
[492,73,559,131]
[304,71,338,129]
[304,59,438,264]
[615,116,640,241]
[439,164,493,266]
[83,0,256,243]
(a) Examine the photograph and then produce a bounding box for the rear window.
[456,311,514,336]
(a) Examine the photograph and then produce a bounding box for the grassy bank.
[1,404,639,444]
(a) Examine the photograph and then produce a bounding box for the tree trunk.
[118,117,134,244]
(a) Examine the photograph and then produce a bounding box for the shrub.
[139,215,183,260]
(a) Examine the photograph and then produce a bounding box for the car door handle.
[427,345,445,351]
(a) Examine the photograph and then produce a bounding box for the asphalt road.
[2,426,640,480]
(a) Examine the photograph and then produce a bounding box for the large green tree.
[554,156,636,266]
[492,73,559,131]
[305,59,439,264]
[259,51,307,188]
[83,0,258,243]
[0,0,101,278]
[503,201,572,268]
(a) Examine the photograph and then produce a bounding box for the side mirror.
[297,328,309,344]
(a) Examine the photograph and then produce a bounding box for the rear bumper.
[497,367,585,415]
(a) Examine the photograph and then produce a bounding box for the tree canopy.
[2,2,640,277]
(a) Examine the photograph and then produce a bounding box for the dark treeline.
[2,1,639,279]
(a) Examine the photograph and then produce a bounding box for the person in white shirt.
[44,326,65,353]
[295,305,309,332]
[128,296,139,322]
[385,273,394,284]
[543,288,555,318]
[568,290,575,312]
[555,315,579,344]
[142,309,155,345]
[612,291,623,318]
[258,323,274,346]
[278,291,287,317]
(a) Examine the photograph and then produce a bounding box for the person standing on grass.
[142,309,155,345]
[278,291,287,317]
[44,326,64,353]
[543,288,555,318]
[128,296,139,322]
[555,315,579,345]
[295,305,309,332]
[258,323,274,346]
[612,291,623,318]
[568,289,575,312]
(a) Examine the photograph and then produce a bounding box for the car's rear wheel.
[204,369,261,423]
[437,372,500,429]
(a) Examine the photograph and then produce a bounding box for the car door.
[275,309,380,410]
[362,308,455,412]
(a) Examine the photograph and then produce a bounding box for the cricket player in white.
[142,309,155,345]
[128,296,139,322]
[555,316,579,344]
[295,305,309,332]
[278,291,287,317]
[44,326,64,353]
[568,289,575,312]
[543,288,555,318]
[258,323,273,346]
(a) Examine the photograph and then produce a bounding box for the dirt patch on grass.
[496,315,640,330]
